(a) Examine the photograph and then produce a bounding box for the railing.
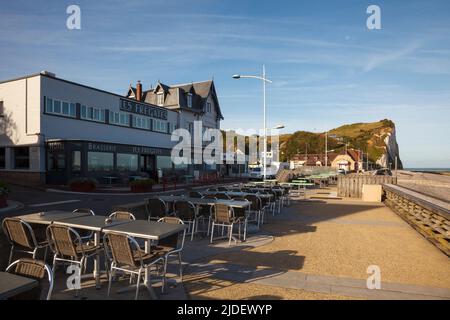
[383,184,450,257]
[337,174,397,198]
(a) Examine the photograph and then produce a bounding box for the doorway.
[140,155,156,180]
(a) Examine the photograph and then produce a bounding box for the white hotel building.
[0,71,223,185]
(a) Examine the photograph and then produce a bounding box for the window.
[87,152,113,171]
[157,156,173,170]
[47,152,66,171]
[110,111,130,126]
[153,119,168,133]
[187,122,194,134]
[157,93,164,106]
[132,115,151,130]
[117,153,138,171]
[0,148,5,168]
[72,151,81,171]
[81,105,105,122]
[53,100,61,113]
[187,93,193,108]
[46,98,76,118]
[14,147,29,169]
[0,101,3,116]
[207,102,211,113]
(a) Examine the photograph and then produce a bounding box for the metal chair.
[174,200,197,241]
[210,204,241,246]
[108,211,136,221]
[6,258,53,300]
[146,198,168,221]
[2,218,49,266]
[46,224,103,296]
[104,233,165,300]
[155,217,186,293]
[72,209,96,242]
[230,197,248,242]
[188,191,203,198]
[244,194,263,228]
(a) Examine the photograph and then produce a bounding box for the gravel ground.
[184,198,450,299]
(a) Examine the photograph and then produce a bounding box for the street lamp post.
[233,65,273,180]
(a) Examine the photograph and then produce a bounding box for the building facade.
[0,71,223,185]
[290,149,362,172]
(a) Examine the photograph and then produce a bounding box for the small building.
[290,149,362,172]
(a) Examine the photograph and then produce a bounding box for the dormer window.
[187,93,193,108]
[206,102,211,113]
[157,93,164,106]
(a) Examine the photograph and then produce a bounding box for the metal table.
[0,272,38,300]
[16,210,91,225]
[53,215,130,289]
[103,220,187,299]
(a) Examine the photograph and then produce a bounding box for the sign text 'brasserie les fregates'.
[120,98,168,120]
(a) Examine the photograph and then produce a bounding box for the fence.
[384,184,450,256]
[337,174,397,198]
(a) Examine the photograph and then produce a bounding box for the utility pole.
[325,131,328,167]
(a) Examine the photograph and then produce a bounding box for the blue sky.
[0,0,449,167]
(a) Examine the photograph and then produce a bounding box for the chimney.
[136,80,142,101]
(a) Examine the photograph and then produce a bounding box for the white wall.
[0,75,41,146]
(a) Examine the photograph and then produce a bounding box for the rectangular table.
[53,215,131,289]
[158,196,250,209]
[103,220,187,299]
[0,272,38,300]
[16,210,91,225]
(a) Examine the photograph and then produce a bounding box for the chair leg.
[243,219,247,242]
[210,222,215,243]
[162,257,168,294]
[178,252,183,280]
[135,270,142,300]
[43,246,48,263]
[228,223,233,246]
[107,265,114,297]
[8,245,14,266]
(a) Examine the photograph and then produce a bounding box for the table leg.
[94,232,100,289]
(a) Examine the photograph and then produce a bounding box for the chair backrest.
[46,225,80,258]
[6,258,53,300]
[146,198,167,220]
[215,193,231,200]
[214,204,233,224]
[109,211,136,221]
[72,208,95,216]
[231,198,247,219]
[202,194,217,200]
[188,191,203,198]
[2,218,36,249]
[174,201,196,221]
[104,233,140,267]
[157,217,186,251]
[245,195,261,211]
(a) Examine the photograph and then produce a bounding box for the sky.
[0,0,449,168]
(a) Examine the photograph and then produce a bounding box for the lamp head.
[232,74,241,79]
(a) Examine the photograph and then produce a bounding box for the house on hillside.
[290,149,363,172]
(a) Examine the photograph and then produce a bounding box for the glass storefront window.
[87,152,113,172]
[117,153,138,171]
[157,156,173,169]
[48,153,66,171]
[72,151,81,171]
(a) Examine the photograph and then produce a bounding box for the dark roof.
[133,80,223,120]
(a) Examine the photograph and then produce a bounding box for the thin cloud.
[363,42,422,72]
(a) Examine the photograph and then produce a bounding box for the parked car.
[373,168,392,176]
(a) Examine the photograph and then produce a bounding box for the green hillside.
[279,119,396,163]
